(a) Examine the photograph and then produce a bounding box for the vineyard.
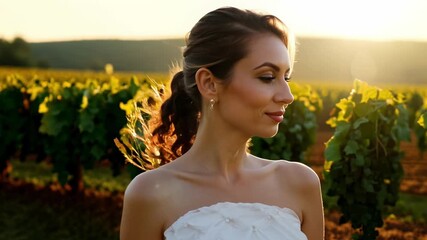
[1,66,427,239]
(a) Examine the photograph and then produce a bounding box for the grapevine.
[324,79,411,239]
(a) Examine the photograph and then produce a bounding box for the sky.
[1,0,426,42]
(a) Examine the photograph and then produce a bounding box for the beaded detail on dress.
[164,202,307,240]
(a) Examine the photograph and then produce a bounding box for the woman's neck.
[184,117,251,183]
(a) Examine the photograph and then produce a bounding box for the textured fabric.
[164,202,308,240]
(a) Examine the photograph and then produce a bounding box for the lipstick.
[265,111,284,123]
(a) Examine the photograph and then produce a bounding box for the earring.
[209,99,215,110]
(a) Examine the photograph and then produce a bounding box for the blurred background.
[1,0,427,239]
[1,0,426,84]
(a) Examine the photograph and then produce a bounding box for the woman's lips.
[265,111,284,123]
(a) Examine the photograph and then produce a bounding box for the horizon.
[27,35,427,44]
[26,36,427,86]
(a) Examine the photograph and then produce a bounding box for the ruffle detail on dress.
[164,202,307,240]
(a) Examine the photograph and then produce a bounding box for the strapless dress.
[164,202,307,240]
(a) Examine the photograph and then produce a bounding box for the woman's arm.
[120,173,165,240]
[299,167,325,240]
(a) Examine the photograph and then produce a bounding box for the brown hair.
[144,7,295,165]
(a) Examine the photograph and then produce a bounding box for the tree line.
[0,37,48,68]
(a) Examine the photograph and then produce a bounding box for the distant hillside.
[30,39,185,72]
[29,38,427,85]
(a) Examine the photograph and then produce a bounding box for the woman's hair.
[144,6,295,164]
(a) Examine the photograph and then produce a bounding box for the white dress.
[164,202,308,240]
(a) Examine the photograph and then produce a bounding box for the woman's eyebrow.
[253,62,289,73]
[253,62,279,71]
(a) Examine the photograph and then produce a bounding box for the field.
[1,131,426,239]
[1,67,427,239]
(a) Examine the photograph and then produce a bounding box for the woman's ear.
[195,67,218,99]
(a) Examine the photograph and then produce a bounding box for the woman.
[120,7,324,240]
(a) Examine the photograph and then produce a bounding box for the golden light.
[273,0,413,41]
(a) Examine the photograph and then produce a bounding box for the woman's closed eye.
[258,75,292,82]
[258,75,276,82]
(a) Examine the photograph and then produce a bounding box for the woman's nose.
[274,82,294,105]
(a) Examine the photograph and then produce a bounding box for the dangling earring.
[209,99,215,111]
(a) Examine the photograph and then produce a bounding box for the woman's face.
[216,34,294,138]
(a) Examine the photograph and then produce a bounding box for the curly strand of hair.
[148,70,200,163]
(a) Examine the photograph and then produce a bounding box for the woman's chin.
[256,128,279,139]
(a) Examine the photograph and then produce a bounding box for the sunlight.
[273,0,413,41]
[327,1,406,40]
[0,0,425,42]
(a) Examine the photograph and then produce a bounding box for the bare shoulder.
[125,165,176,203]
[120,166,175,239]
[271,161,325,239]
[273,160,321,191]
[250,155,320,189]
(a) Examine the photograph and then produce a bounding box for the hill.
[30,39,185,72]
[29,38,427,85]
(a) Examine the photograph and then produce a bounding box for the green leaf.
[394,104,411,141]
[336,99,354,121]
[418,111,427,129]
[353,117,369,129]
[325,138,341,162]
[378,89,394,101]
[362,179,374,193]
[326,116,337,128]
[359,122,375,139]
[361,88,379,103]
[334,121,351,140]
[344,140,359,155]
[78,111,96,132]
[354,103,372,117]
[353,79,369,94]
[264,137,273,144]
[355,155,365,167]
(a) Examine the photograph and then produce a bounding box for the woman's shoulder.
[252,155,315,174]
[252,156,320,190]
[124,165,176,205]
[274,159,321,192]
[274,159,318,176]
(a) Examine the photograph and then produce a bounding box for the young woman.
[120,7,324,240]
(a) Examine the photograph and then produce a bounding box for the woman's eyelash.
[259,76,275,81]
[258,75,291,82]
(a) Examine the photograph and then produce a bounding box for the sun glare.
[0,0,425,42]
[329,1,405,40]
[273,0,414,41]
